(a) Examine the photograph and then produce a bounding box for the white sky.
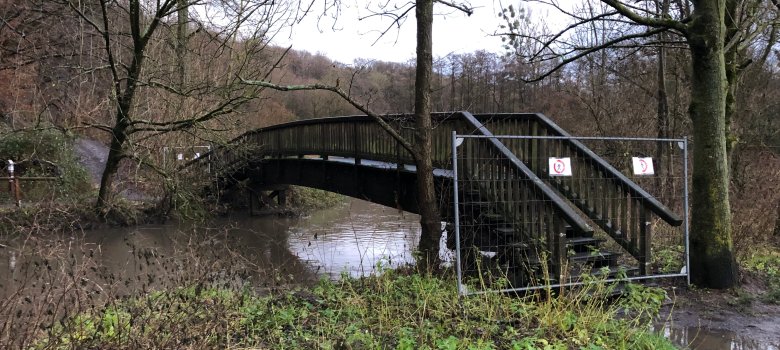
[273,1,511,64]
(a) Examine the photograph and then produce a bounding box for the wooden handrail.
[188,113,680,229]
[188,113,681,229]
[457,111,594,236]
[531,113,682,226]
[472,113,682,227]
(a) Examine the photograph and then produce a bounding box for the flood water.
[656,323,779,350]
[0,198,774,349]
[0,198,439,301]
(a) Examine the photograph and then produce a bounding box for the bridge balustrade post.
[277,187,288,206]
[7,160,21,207]
[395,139,402,169]
[353,121,361,165]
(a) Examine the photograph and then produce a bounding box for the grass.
[31,270,676,350]
[741,247,780,303]
[288,186,346,211]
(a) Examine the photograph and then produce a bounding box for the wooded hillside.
[1,0,777,257]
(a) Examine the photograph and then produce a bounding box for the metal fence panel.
[452,133,689,295]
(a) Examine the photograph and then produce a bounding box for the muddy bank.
[659,284,780,349]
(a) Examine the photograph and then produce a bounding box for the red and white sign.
[548,157,572,176]
[632,157,655,175]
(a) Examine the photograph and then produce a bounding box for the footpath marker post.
[7,160,21,207]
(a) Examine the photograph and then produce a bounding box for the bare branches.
[238,78,418,158]
[600,0,688,33]
[522,27,669,83]
[359,2,416,46]
[498,0,694,84]
[356,1,473,47]
[97,0,121,100]
[530,11,620,61]
[434,0,473,15]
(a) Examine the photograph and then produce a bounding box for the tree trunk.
[96,126,127,208]
[414,0,441,269]
[655,0,670,197]
[95,0,146,210]
[687,0,738,288]
[774,200,780,237]
[176,0,188,88]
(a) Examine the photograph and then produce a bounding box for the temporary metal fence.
[451,132,689,295]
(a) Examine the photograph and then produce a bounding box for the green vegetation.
[653,245,685,274]
[34,271,675,350]
[289,186,345,211]
[0,128,91,201]
[742,248,780,303]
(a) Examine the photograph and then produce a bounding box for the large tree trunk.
[414,0,441,269]
[96,91,135,209]
[687,0,738,289]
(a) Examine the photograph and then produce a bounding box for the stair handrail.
[458,111,594,236]
[529,113,682,226]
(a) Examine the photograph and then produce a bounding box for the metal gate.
[451,132,689,295]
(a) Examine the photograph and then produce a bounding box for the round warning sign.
[632,157,655,175]
[548,157,572,176]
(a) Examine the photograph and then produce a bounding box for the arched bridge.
[187,111,684,290]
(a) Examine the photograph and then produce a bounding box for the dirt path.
[73,138,147,201]
[660,285,780,348]
[74,138,109,186]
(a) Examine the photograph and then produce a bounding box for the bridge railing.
[478,113,683,274]
[196,113,471,173]
[189,111,682,275]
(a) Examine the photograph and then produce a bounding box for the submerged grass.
[33,270,675,350]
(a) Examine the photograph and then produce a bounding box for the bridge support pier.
[248,185,289,216]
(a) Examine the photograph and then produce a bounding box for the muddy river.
[1,198,776,349]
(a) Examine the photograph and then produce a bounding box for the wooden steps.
[453,188,638,289]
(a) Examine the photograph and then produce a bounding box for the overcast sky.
[272,1,511,64]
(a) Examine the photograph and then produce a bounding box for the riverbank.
[2,199,778,349]
[659,269,780,348]
[0,200,162,235]
[0,199,673,349]
[30,271,675,350]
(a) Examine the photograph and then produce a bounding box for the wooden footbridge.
[187,111,683,290]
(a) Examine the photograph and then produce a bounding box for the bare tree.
[60,0,293,211]
[244,0,474,268]
[501,0,780,288]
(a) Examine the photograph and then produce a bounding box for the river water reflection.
[1,198,774,349]
[287,197,450,277]
[657,323,779,350]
